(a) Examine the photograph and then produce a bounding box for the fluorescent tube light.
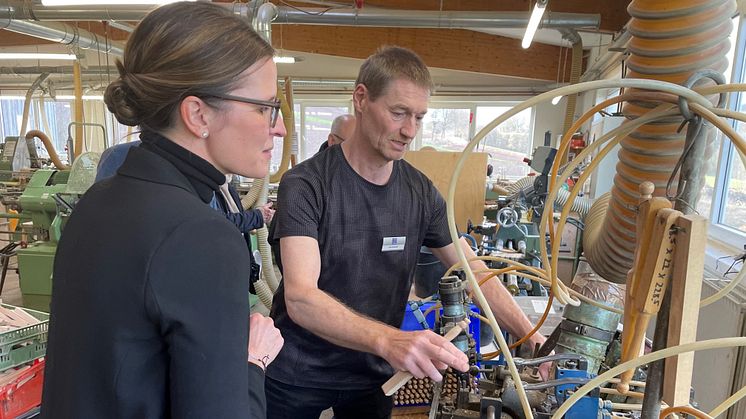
[0,53,77,60]
[551,96,562,105]
[522,0,548,49]
[273,56,297,64]
[42,0,193,5]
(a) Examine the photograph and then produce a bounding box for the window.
[475,106,533,179]
[0,96,135,165]
[720,149,746,231]
[302,105,349,160]
[420,107,472,151]
[707,14,746,252]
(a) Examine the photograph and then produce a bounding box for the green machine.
[13,152,99,311]
[0,137,32,182]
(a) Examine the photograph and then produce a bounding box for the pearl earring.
[201,131,209,138]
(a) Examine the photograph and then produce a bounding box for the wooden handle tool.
[382,320,470,396]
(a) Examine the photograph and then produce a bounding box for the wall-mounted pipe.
[580,29,631,82]
[0,1,600,32]
[275,8,600,30]
[1,19,124,56]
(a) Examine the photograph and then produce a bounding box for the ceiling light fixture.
[273,56,297,64]
[0,53,77,60]
[551,96,562,105]
[41,0,194,5]
[522,0,548,49]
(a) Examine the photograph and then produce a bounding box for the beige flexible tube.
[709,384,746,417]
[552,337,746,418]
[447,78,715,419]
[73,61,84,158]
[548,105,681,306]
[25,130,69,170]
[549,89,746,309]
[241,175,280,305]
[545,104,682,306]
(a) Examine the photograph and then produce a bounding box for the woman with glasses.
[40,3,284,418]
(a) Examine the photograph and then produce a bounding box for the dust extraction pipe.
[0,11,124,56]
[583,0,735,283]
[0,0,600,31]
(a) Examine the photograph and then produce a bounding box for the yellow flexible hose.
[25,130,69,170]
[660,405,713,419]
[270,78,294,183]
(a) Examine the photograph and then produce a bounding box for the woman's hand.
[248,313,284,371]
[258,202,275,224]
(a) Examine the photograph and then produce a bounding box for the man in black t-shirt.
[267,46,545,419]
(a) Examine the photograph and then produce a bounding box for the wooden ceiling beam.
[272,25,575,82]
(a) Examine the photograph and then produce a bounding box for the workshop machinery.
[4,152,99,311]
[416,273,640,419]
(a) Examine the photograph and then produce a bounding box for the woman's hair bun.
[105,61,141,127]
[104,78,140,127]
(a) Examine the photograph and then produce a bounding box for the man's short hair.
[355,46,434,101]
[330,114,353,137]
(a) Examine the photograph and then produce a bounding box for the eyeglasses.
[329,133,346,144]
[203,93,282,128]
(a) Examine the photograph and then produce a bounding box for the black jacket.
[41,133,266,418]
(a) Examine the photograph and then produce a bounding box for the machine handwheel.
[496,207,519,228]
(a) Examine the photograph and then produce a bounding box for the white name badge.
[382,236,406,252]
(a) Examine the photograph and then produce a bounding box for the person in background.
[317,113,355,153]
[267,46,545,419]
[96,141,274,231]
[41,3,284,418]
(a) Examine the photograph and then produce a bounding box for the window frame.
[292,98,352,162]
[708,15,746,251]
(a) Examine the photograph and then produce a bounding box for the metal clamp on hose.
[558,319,615,342]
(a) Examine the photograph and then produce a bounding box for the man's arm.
[429,238,546,351]
[281,235,468,380]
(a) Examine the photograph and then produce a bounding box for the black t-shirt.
[268,145,452,389]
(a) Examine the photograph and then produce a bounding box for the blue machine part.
[401,301,481,351]
[555,366,607,418]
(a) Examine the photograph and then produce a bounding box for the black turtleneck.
[139,130,225,203]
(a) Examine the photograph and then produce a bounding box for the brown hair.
[104,2,274,132]
[354,46,434,100]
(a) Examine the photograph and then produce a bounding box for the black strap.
[558,319,615,342]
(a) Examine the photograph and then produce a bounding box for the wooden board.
[663,214,707,407]
[404,151,487,235]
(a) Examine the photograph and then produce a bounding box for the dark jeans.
[265,376,393,419]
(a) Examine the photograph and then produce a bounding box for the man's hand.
[378,329,469,381]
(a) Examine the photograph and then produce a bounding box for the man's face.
[360,79,429,162]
